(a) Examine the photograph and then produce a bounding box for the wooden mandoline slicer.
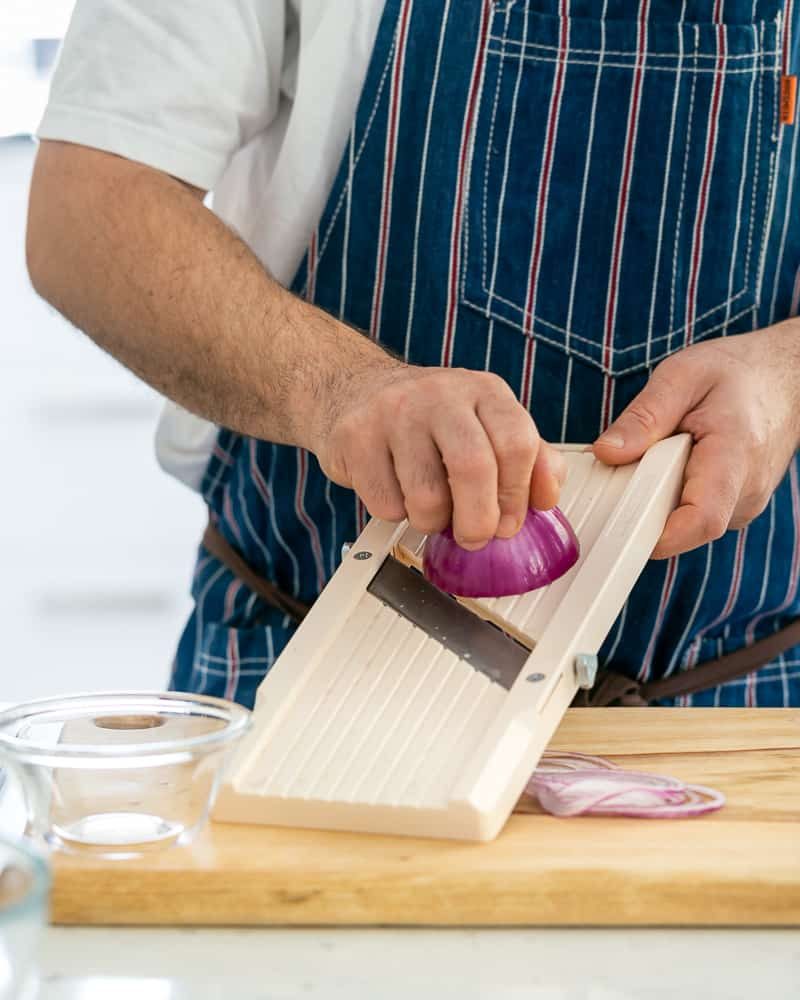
[213,434,691,842]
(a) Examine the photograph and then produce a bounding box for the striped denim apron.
[171,0,800,709]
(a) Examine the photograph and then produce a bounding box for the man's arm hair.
[26,141,393,451]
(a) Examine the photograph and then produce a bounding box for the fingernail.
[597,431,625,449]
[497,514,518,538]
[458,538,487,551]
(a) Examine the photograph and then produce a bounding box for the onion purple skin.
[422,506,580,598]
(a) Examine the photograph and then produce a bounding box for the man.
[27,0,800,708]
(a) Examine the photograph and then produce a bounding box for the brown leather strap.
[202,519,310,625]
[575,617,800,706]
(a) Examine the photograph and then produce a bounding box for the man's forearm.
[26,141,396,451]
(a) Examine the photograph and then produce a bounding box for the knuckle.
[494,429,536,465]
[450,453,495,481]
[477,370,510,395]
[702,507,730,542]
[368,499,407,523]
[406,489,450,532]
[625,400,661,435]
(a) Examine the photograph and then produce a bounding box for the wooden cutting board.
[51,709,800,927]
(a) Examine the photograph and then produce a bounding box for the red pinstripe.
[225,628,240,701]
[442,0,492,366]
[638,555,678,680]
[685,3,726,344]
[223,490,245,549]
[224,577,243,621]
[212,442,234,466]
[249,442,272,508]
[295,450,327,592]
[370,0,414,339]
[720,527,747,621]
[602,0,649,429]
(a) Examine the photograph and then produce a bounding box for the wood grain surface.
[51,709,800,927]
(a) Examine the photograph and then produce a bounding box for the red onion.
[535,751,619,773]
[529,768,726,819]
[422,506,580,598]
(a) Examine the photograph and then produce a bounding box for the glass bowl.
[0,835,50,1000]
[0,692,251,859]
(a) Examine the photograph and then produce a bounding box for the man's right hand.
[314,362,566,550]
[27,143,563,550]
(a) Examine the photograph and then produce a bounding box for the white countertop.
[37,925,800,999]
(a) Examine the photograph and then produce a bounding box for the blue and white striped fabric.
[171,0,800,709]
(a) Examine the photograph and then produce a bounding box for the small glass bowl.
[0,835,50,1000]
[0,692,251,859]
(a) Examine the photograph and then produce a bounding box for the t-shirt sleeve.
[37,0,286,191]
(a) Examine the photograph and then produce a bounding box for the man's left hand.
[593,320,800,559]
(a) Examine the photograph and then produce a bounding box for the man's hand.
[593,321,800,558]
[27,143,563,552]
[314,363,566,550]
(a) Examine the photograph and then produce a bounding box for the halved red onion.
[422,506,580,598]
[530,768,726,819]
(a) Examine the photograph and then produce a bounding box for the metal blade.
[367,556,529,690]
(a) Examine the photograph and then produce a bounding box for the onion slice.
[530,768,726,819]
[423,506,580,598]
[533,751,620,775]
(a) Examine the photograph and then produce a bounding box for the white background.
[0,3,205,703]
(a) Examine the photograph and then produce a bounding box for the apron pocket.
[462,5,781,375]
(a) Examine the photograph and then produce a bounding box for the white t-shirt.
[38,0,385,490]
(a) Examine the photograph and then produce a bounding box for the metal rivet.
[526,672,546,683]
[341,543,352,560]
[354,551,372,561]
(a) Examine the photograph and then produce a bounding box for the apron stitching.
[461,290,756,371]
[490,36,777,62]
[684,12,729,347]
[476,274,750,339]
[299,25,399,298]
[441,0,493,366]
[724,19,760,329]
[668,26,700,346]
[370,0,414,339]
[404,0,453,361]
[479,5,512,292]
[602,0,650,389]
[646,2,687,364]
[768,2,799,325]
[339,129,354,321]
[484,48,779,72]
[479,3,529,318]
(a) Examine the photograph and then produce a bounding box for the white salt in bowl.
[0,692,251,859]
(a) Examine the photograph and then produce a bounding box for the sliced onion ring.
[530,769,726,819]
[534,750,620,775]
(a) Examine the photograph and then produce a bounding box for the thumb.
[593,364,694,466]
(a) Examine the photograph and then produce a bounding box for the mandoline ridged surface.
[244,453,633,810]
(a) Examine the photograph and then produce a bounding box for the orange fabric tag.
[781,75,797,126]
